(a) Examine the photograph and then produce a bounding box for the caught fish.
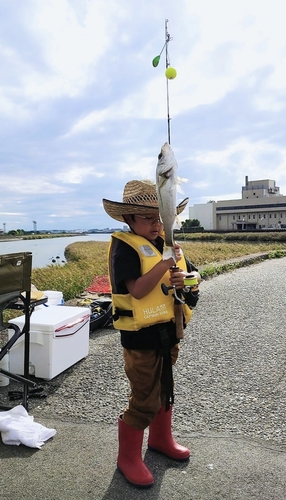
[156,142,180,263]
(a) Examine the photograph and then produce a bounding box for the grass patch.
[32,242,109,301]
[175,231,286,243]
[29,238,286,301]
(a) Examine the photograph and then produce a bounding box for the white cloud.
[0,0,127,117]
[64,0,286,137]
[65,108,111,136]
[170,0,286,112]
[54,165,104,184]
[200,138,286,167]
[0,175,69,195]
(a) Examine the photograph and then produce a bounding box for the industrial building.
[189,176,286,231]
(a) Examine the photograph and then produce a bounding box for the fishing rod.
[165,19,172,145]
[153,21,185,340]
[152,19,177,145]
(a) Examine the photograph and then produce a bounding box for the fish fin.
[173,216,182,230]
[162,246,176,263]
[177,176,189,194]
[178,176,189,184]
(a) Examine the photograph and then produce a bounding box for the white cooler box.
[8,306,90,380]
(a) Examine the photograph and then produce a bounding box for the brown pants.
[122,344,180,430]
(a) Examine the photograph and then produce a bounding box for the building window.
[219,216,221,220]
[217,203,286,211]
[238,215,241,220]
[248,215,251,219]
[274,214,277,218]
[253,215,255,219]
[233,215,235,220]
[269,214,272,218]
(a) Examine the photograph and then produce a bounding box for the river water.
[0,234,111,269]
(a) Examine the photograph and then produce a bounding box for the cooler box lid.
[9,306,90,337]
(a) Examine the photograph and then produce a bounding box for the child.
[102,179,200,488]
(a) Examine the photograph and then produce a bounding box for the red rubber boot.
[117,416,154,488]
[148,406,190,461]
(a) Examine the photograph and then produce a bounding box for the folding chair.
[0,252,39,411]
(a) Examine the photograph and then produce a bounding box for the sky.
[1,0,286,231]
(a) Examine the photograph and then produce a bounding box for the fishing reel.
[161,283,185,304]
[183,273,199,294]
[161,272,200,306]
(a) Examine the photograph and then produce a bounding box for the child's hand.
[169,267,185,289]
[165,244,183,267]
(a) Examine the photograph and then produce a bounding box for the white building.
[189,177,286,231]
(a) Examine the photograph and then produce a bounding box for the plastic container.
[8,306,90,380]
[43,290,64,306]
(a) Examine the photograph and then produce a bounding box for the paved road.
[0,257,286,499]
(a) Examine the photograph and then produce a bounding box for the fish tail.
[162,245,176,264]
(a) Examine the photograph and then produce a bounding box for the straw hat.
[102,180,189,223]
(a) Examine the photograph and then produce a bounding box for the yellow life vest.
[108,232,193,331]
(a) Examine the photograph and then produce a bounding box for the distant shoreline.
[0,232,115,244]
[0,237,22,243]
[0,235,83,245]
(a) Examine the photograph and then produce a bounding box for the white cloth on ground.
[0,404,56,448]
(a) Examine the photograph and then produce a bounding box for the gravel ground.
[1,257,286,448]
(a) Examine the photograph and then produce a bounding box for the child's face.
[127,213,163,242]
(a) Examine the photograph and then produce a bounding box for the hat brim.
[103,197,189,223]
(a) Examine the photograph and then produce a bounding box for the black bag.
[89,298,113,331]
